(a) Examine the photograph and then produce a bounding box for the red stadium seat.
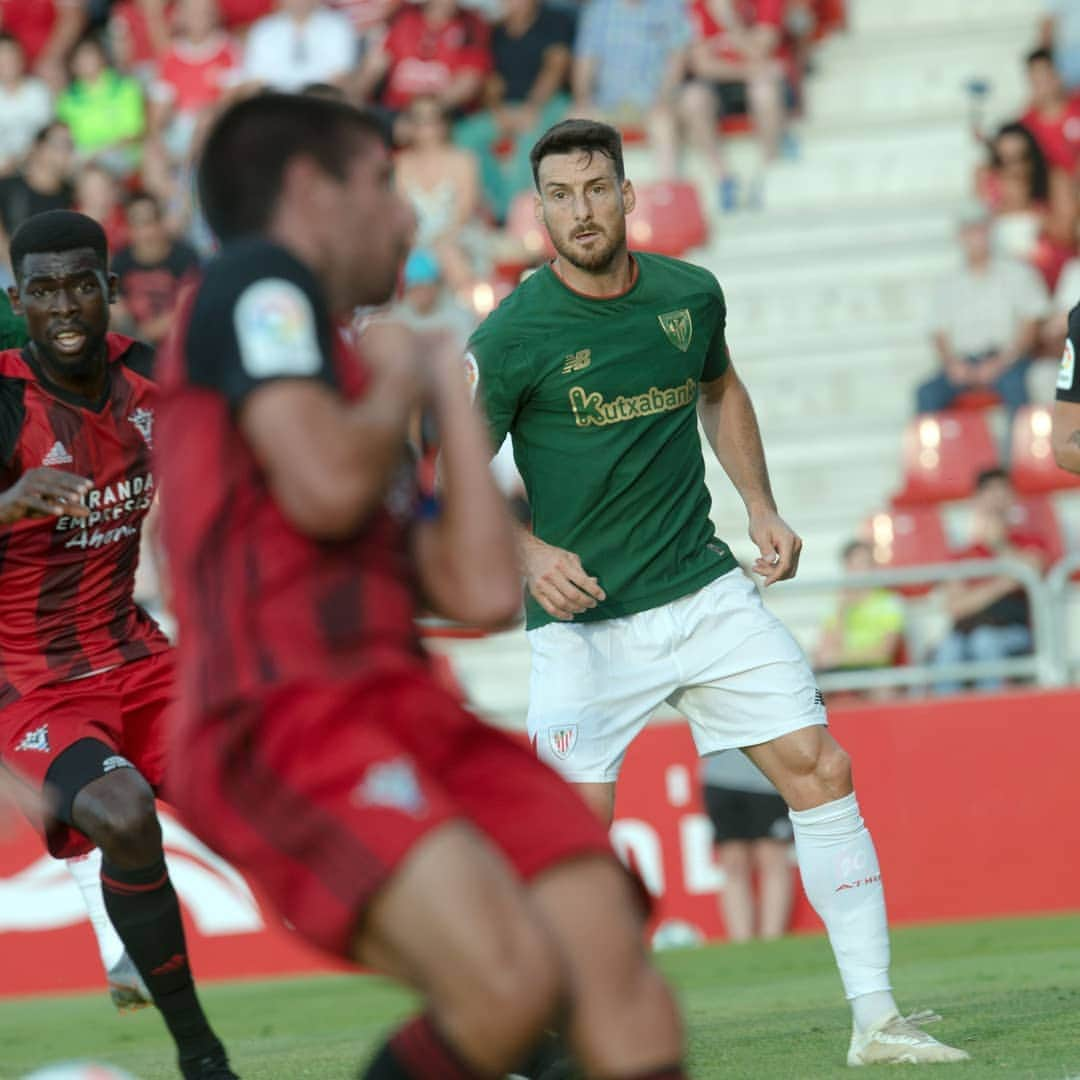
[951,389,1000,410]
[1007,494,1066,566]
[626,181,708,258]
[863,506,950,596]
[893,411,999,506]
[1010,404,1080,494]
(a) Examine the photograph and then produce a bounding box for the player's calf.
[50,741,236,1079]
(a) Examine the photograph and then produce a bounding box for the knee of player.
[78,774,161,861]
[461,923,562,1042]
[815,743,852,795]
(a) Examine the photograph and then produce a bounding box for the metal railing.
[761,557,1066,693]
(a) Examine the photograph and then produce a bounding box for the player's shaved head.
[9,210,108,281]
[530,119,625,190]
[198,92,389,242]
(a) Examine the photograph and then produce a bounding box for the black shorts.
[703,785,792,844]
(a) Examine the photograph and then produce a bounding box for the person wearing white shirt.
[916,206,1048,424]
[242,0,358,92]
[0,34,52,175]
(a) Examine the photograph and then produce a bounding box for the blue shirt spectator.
[573,0,691,114]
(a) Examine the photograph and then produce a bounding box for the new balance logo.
[151,953,188,976]
[16,725,50,752]
[42,441,73,466]
[562,348,591,374]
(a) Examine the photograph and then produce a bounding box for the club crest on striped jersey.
[128,407,154,449]
[548,725,577,760]
[658,309,693,353]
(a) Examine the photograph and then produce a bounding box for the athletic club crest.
[658,309,693,353]
[548,725,578,760]
[16,724,50,753]
[128,407,154,449]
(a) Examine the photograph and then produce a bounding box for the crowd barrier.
[2,688,1077,999]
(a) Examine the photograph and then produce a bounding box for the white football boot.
[107,953,152,1013]
[848,1010,970,1066]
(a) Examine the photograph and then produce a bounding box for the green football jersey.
[468,251,738,630]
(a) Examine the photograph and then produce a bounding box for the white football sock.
[65,849,126,972]
[788,792,897,1030]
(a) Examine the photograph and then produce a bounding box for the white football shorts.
[526,568,827,782]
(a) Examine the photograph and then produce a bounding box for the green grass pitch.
[1,914,1078,1079]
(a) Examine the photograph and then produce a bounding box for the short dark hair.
[32,120,69,149]
[529,118,625,190]
[1027,47,1055,67]
[197,92,389,243]
[9,210,108,280]
[0,31,23,53]
[975,466,1009,491]
[125,190,160,217]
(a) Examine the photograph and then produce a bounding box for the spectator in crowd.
[1021,48,1080,180]
[0,0,86,91]
[356,0,491,116]
[1041,0,1080,92]
[242,0,357,92]
[108,0,172,78]
[395,94,487,289]
[112,192,202,346]
[683,0,790,209]
[916,206,1046,423]
[0,121,74,276]
[148,0,242,163]
[73,161,129,253]
[55,34,146,174]
[334,0,402,51]
[0,34,53,176]
[378,246,476,348]
[0,287,27,349]
[813,540,905,674]
[978,120,1078,289]
[701,750,794,943]
[455,0,574,222]
[1046,253,1080,355]
[571,0,691,180]
[932,468,1049,694]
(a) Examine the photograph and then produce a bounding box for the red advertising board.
[2,689,1078,997]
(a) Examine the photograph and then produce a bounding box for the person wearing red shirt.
[1021,47,1080,178]
[356,0,490,115]
[932,468,1050,695]
[0,0,86,90]
[149,0,242,161]
[683,0,790,186]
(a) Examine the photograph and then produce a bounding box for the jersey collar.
[546,253,640,301]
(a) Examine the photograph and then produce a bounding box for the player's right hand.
[522,535,606,621]
[0,468,91,525]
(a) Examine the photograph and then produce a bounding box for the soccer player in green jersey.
[468,119,969,1068]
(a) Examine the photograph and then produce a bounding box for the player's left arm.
[698,360,802,585]
[411,338,522,629]
[1052,304,1080,474]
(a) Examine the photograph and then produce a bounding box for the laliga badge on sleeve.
[234,278,322,379]
[1058,337,1076,391]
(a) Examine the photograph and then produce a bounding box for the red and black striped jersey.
[155,239,423,718]
[0,334,170,709]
